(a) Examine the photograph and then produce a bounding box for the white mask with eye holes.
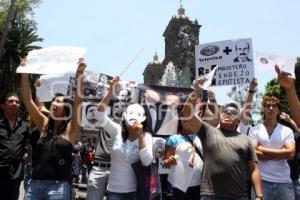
[123,104,146,126]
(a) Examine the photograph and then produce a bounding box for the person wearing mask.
[97,76,153,200]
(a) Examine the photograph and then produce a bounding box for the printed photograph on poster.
[256,52,296,78]
[138,85,192,136]
[84,70,100,100]
[96,73,112,100]
[66,76,76,97]
[195,38,254,86]
[110,81,139,124]
[82,102,108,129]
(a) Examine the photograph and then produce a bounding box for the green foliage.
[263,57,300,113]
[227,84,263,124]
[0,0,42,27]
[263,78,289,112]
[0,0,42,98]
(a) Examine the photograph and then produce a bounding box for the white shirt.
[145,100,157,131]
[167,134,203,192]
[99,111,153,192]
[248,123,295,183]
[237,121,251,135]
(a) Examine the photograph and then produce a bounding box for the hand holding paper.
[275,65,295,91]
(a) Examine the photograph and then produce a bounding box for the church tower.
[143,52,164,85]
[162,4,201,87]
[143,3,201,87]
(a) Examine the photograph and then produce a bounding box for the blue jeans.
[293,179,300,200]
[87,166,110,200]
[24,179,70,200]
[262,180,295,200]
[201,196,248,200]
[106,191,137,200]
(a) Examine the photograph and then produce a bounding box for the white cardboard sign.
[196,38,254,86]
[16,46,87,74]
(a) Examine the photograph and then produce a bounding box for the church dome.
[176,5,188,19]
[148,52,161,65]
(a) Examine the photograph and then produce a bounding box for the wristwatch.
[255,194,264,200]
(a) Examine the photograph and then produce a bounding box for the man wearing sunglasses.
[249,96,295,200]
[181,78,263,200]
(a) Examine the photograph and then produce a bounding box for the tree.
[227,84,263,124]
[0,0,42,97]
[159,61,184,87]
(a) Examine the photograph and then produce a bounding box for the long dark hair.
[43,93,73,139]
[121,119,148,142]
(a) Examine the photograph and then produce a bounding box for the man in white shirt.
[249,96,296,200]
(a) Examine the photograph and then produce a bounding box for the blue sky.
[33,0,300,104]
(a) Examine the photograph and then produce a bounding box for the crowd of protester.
[1,62,300,200]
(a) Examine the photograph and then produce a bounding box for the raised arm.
[97,76,119,112]
[65,59,86,143]
[181,77,206,133]
[276,65,300,127]
[203,90,220,127]
[241,78,257,125]
[20,59,48,132]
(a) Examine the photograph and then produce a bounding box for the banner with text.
[195,38,254,86]
[16,46,87,74]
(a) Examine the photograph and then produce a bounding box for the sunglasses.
[223,108,239,116]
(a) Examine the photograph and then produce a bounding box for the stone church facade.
[143,5,201,88]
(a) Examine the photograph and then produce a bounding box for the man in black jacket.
[0,92,30,200]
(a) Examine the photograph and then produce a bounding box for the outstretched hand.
[20,58,26,66]
[193,76,207,92]
[249,78,258,91]
[76,58,87,76]
[109,76,120,88]
[275,65,294,90]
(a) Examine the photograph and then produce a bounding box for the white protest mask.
[123,104,146,126]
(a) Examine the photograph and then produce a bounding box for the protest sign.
[196,38,254,86]
[256,52,296,78]
[36,73,73,102]
[16,46,87,74]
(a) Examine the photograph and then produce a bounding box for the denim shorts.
[24,179,70,200]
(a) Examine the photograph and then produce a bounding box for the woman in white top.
[97,76,153,200]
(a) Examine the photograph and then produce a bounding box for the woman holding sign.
[20,58,86,200]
